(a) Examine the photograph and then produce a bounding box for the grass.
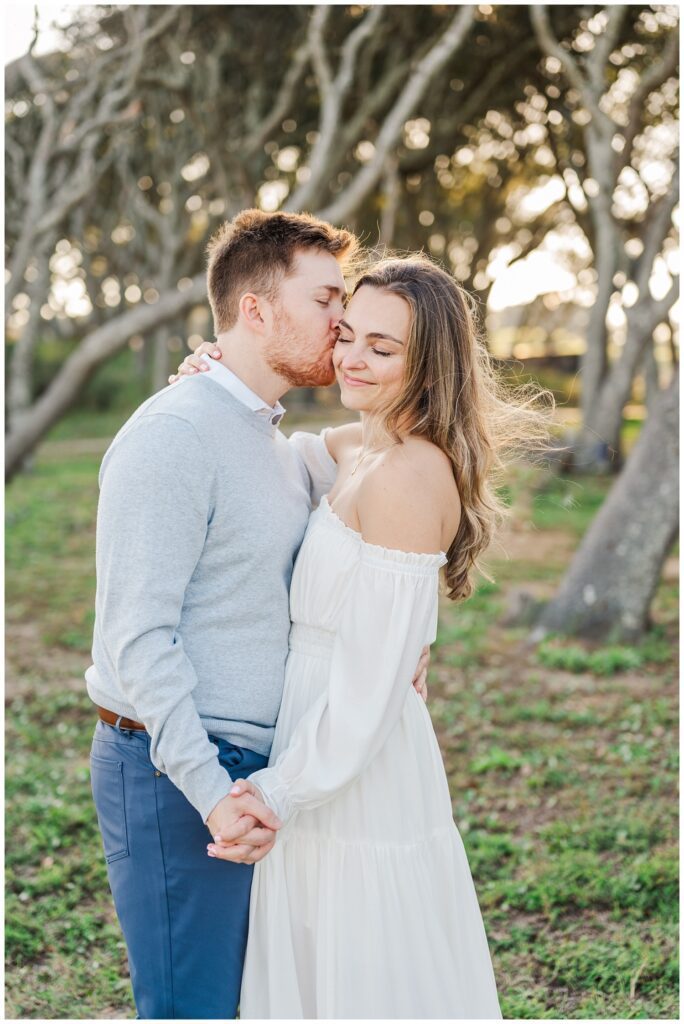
[4,420,679,1019]
[536,631,672,675]
[530,473,612,535]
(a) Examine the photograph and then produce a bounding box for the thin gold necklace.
[350,442,395,476]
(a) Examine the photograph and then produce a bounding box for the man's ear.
[238,292,267,332]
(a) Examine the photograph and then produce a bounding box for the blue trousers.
[89,718,268,1019]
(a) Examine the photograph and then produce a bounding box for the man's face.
[264,248,347,388]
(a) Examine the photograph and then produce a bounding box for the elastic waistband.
[288,622,336,656]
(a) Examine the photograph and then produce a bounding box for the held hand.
[168,341,222,383]
[411,644,430,702]
[208,833,277,865]
[206,781,281,864]
[206,788,280,843]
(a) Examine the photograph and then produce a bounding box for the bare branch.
[618,31,679,173]
[7,240,54,430]
[288,5,385,211]
[308,5,334,98]
[242,34,312,156]
[530,5,613,137]
[314,6,477,225]
[635,155,679,292]
[339,59,411,155]
[36,147,119,236]
[587,5,627,94]
[5,50,60,309]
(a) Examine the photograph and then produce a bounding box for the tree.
[530,369,678,642]
[5,6,206,460]
[530,5,678,472]
[4,4,495,477]
[5,4,678,485]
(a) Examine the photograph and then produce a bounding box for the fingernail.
[213,835,222,842]
[230,785,241,795]
[214,350,221,357]
[207,850,216,858]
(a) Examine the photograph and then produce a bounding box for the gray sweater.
[86,374,336,821]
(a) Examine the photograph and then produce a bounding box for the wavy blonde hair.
[353,254,556,602]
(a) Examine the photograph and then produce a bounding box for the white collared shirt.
[197,355,286,427]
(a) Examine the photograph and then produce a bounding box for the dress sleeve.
[287,428,337,506]
[249,545,447,824]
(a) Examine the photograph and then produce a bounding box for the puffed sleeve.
[249,544,447,824]
[287,428,337,507]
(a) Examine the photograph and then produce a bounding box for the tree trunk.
[7,255,52,436]
[530,371,679,643]
[643,341,662,411]
[573,367,630,474]
[572,290,675,473]
[5,276,206,481]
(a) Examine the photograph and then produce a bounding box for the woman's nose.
[340,348,367,369]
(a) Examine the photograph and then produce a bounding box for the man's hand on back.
[411,644,431,702]
[206,787,281,864]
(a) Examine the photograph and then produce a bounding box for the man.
[87,209,427,1019]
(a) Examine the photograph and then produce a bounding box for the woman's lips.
[342,374,374,387]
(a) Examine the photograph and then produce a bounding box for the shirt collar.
[199,355,286,427]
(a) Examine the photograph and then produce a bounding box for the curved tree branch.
[312,5,477,224]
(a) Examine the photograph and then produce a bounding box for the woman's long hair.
[352,254,556,602]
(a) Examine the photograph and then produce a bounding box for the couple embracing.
[88,208,530,1019]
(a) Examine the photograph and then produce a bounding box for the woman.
[173,255,551,1018]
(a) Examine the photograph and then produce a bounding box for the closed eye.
[373,349,392,357]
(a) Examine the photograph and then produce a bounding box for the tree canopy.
[5,4,679,479]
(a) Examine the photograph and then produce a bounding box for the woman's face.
[333,286,411,413]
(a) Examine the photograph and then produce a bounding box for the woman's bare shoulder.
[383,436,460,504]
[356,438,454,553]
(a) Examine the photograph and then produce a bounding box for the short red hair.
[206,209,358,332]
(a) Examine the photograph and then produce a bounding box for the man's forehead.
[315,282,347,296]
[290,249,347,290]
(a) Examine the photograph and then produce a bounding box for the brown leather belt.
[96,705,146,731]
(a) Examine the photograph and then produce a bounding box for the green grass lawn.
[5,426,678,1019]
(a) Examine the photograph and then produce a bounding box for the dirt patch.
[39,438,110,458]
[491,523,578,566]
[5,621,88,701]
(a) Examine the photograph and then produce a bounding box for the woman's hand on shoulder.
[168,341,221,384]
[323,421,362,464]
[356,440,450,554]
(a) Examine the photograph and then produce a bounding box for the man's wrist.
[203,781,234,827]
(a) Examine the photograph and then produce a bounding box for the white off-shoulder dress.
[240,495,502,1020]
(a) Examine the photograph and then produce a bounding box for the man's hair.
[206,209,358,332]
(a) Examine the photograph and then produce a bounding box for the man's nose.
[330,302,346,327]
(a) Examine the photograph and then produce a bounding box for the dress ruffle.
[319,494,449,572]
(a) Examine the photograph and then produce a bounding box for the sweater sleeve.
[287,428,337,507]
[95,413,232,822]
[248,545,446,824]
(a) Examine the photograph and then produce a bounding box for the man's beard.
[265,310,336,389]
